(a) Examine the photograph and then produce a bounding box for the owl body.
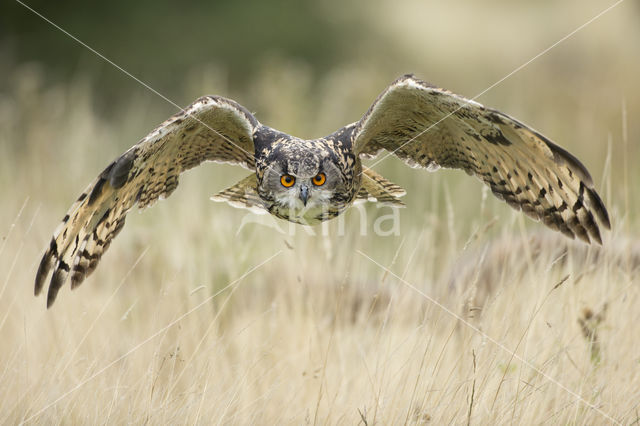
[253,127,362,224]
[35,75,610,307]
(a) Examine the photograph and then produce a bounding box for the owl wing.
[352,75,610,244]
[36,96,260,307]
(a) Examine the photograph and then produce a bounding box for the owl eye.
[312,173,326,186]
[280,174,296,187]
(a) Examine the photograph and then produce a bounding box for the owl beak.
[299,185,309,206]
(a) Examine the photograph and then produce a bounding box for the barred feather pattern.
[353,75,610,244]
[35,96,259,307]
[210,174,266,213]
[356,166,406,206]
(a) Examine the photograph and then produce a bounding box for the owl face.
[256,139,353,224]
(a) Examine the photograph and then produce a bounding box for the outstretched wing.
[353,75,610,244]
[36,96,260,307]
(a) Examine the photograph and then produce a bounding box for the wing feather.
[35,96,260,307]
[353,75,610,243]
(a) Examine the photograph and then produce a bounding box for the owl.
[35,74,610,307]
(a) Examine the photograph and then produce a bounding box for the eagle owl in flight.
[35,75,610,307]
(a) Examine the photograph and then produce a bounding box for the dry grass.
[4,201,640,424]
[2,1,640,423]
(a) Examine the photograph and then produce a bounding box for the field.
[1,0,639,424]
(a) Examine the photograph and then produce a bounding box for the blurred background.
[1,0,640,423]
[2,0,638,224]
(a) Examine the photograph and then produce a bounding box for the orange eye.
[280,174,296,187]
[312,173,326,186]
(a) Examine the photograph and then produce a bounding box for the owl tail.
[210,174,268,213]
[356,167,406,206]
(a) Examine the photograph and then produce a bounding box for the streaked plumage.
[35,74,610,307]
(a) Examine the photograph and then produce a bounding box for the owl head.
[256,138,356,224]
